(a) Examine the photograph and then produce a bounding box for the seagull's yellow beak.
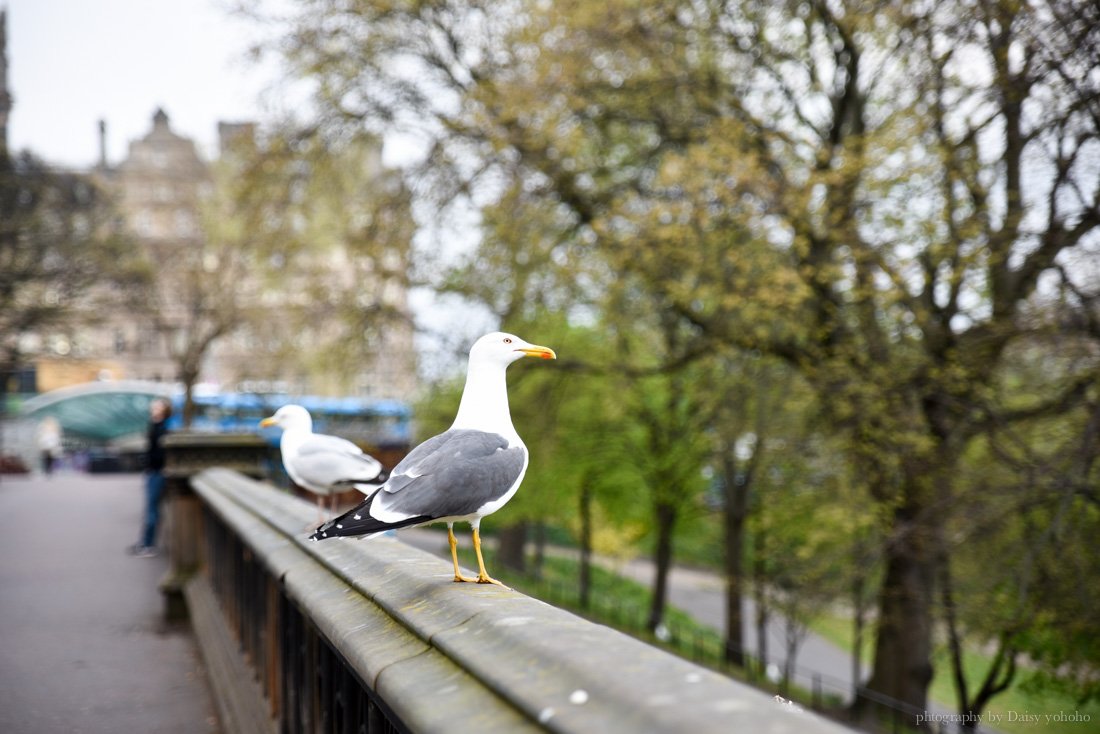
[518,345,557,360]
[259,416,277,428]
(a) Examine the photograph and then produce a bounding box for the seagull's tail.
[309,492,429,541]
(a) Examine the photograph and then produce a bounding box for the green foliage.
[267,0,1100,711]
[208,126,414,394]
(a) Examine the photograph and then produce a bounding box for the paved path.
[0,473,220,734]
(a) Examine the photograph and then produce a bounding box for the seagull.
[310,332,556,586]
[259,404,389,519]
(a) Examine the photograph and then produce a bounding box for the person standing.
[36,416,63,475]
[129,398,171,557]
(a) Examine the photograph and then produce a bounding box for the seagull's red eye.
[503,338,513,344]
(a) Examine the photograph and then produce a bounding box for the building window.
[175,210,195,237]
[134,210,156,237]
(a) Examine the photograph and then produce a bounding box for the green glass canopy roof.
[20,381,173,442]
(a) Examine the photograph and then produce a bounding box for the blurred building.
[85,108,211,383]
[88,109,418,401]
[2,12,415,403]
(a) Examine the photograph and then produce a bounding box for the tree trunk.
[532,521,547,581]
[942,554,1018,729]
[723,451,749,667]
[579,475,593,610]
[647,499,677,633]
[852,564,866,701]
[941,550,970,720]
[753,526,769,678]
[181,370,199,429]
[864,502,935,718]
[496,521,527,574]
[962,636,1018,729]
[783,618,807,696]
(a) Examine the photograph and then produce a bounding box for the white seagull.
[310,332,556,585]
[260,404,388,519]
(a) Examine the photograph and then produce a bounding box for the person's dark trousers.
[141,470,166,548]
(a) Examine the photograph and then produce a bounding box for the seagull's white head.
[469,332,557,368]
[259,404,313,432]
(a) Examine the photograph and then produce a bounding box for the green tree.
[630,354,712,632]
[264,0,1100,715]
[492,0,1100,715]
[939,351,1100,721]
[209,126,415,399]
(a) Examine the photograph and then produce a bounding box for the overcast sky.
[5,0,281,168]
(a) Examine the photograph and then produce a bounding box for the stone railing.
[160,433,276,621]
[169,457,854,733]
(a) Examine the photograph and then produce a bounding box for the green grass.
[809,612,874,664]
[807,612,1100,734]
[926,647,1100,734]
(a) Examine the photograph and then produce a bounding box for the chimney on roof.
[98,119,108,168]
[0,9,13,156]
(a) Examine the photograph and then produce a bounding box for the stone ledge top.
[193,467,854,734]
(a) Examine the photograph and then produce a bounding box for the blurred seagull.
[310,332,556,586]
[260,404,388,520]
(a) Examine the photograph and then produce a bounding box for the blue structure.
[173,392,412,448]
[19,382,412,449]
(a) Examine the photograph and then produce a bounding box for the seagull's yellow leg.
[449,525,477,583]
[472,527,507,586]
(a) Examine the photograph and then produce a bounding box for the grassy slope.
[809,613,1100,734]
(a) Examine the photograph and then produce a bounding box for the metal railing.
[201,501,405,733]
[177,466,857,734]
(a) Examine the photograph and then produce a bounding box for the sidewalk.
[0,473,220,734]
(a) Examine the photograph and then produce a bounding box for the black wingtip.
[308,517,338,541]
[306,492,433,541]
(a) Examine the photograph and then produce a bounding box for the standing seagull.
[260,405,389,519]
[310,332,556,585]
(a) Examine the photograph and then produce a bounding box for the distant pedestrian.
[36,416,63,475]
[128,398,171,557]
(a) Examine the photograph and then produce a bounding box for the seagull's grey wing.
[290,434,384,488]
[298,434,376,463]
[382,430,459,488]
[372,429,526,520]
[382,429,511,494]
